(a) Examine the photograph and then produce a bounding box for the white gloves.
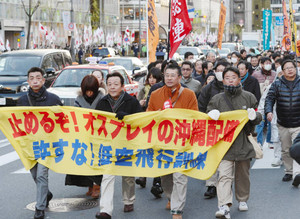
[247,108,256,121]
[208,109,220,121]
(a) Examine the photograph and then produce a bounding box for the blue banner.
[263,10,272,50]
[275,16,284,26]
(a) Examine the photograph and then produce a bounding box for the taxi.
[47,59,138,106]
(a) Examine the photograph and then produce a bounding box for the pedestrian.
[78,47,84,64]
[192,60,203,81]
[265,59,300,184]
[184,51,194,61]
[206,51,217,64]
[147,63,198,219]
[202,71,215,88]
[252,56,276,146]
[290,132,300,186]
[95,72,142,219]
[207,66,262,219]
[180,61,202,95]
[198,61,229,113]
[200,61,214,86]
[65,75,105,198]
[135,67,163,192]
[138,67,162,110]
[237,61,261,102]
[17,67,63,219]
[257,84,282,167]
[92,70,108,94]
[230,51,241,67]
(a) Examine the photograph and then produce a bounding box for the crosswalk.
[0,138,30,174]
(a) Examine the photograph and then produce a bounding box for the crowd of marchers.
[15,46,300,219]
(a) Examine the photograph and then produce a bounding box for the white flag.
[6,39,11,51]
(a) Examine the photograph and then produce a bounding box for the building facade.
[0,0,90,50]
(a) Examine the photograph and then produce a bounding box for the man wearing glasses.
[180,61,202,95]
[265,59,300,185]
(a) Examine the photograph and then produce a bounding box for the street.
[0,130,299,219]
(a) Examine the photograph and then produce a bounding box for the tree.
[90,0,100,30]
[21,0,41,49]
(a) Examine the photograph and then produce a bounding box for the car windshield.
[221,44,236,52]
[52,68,108,87]
[177,48,199,56]
[242,40,258,47]
[0,56,41,76]
[92,48,109,57]
[218,49,230,54]
[104,59,133,70]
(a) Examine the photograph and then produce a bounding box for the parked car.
[176,46,204,60]
[90,47,119,62]
[221,43,240,52]
[0,49,72,106]
[102,57,147,80]
[217,48,231,58]
[47,63,139,106]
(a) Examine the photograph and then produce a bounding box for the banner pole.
[167,0,171,60]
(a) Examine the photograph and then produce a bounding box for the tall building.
[119,0,147,44]
[252,0,271,31]
[270,0,300,41]
[0,0,90,50]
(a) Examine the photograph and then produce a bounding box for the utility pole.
[138,0,141,58]
[70,0,75,61]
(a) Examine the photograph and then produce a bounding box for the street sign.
[20,31,25,37]
[68,23,74,30]
[275,16,284,26]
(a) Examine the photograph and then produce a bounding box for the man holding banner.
[207,67,262,219]
[17,67,63,219]
[147,63,198,219]
[95,72,142,219]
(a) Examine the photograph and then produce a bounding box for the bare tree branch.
[31,1,41,15]
[21,0,30,17]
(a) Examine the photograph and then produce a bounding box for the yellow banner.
[148,0,159,63]
[0,107,249,180]
[217,2,226,50]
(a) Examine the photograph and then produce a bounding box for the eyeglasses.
[283,66,295,71]
[181,68,191,71]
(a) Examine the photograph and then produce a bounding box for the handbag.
[247,134,263,159]
[222,93,263,159]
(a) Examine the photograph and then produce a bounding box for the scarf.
[241,72,249,85]
[28,86,47,104]
[223,83,241,95]
[107,90,125,113]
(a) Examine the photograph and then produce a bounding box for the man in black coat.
[17,67,62,219]
[237,61,261,102]
[265,59,300,184]
[95,72,142,219]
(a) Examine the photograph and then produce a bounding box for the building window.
[255,4,258,10]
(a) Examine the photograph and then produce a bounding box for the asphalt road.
[0,130,299,219]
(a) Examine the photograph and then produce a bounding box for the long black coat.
[242,75,261,102]
[198,79,224,112]
[96,92,142,114]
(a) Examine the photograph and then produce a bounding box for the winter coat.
[207,87,262,161]
[242,74,261,102]
[198,78,223,112]
[96,92,142,114]
[74,91,104,109]
[181,76,202,95]
[17,86,62,106]
[147,84,198,111]
[252,69,276,94]
[265,75,300,128]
